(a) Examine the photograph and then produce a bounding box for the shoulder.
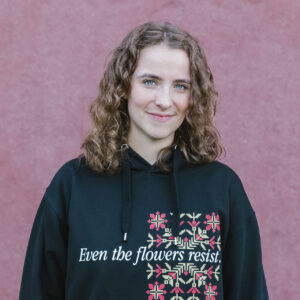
[186,160,243,185]
[46,158,77,190]
[214,162,255,225]
[51,157,86,177]
[210,161,251,197]
[207,160,239,177]
[204,161,256,233]
[212,161,246,187]
[47,156,91,186]
[193,160,254,212]
[43,157,87,216]
[211,161,249,195]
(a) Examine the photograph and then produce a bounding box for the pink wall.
[1,0,299,299]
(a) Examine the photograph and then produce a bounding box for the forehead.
[134,44,191,78]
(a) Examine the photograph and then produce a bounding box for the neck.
[127,135,174,165]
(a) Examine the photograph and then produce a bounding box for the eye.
[143,79,156,86]
[175,83,188,91]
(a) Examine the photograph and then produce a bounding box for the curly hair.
[79,21,225,175]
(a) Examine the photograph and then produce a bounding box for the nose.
[154,86,172,109]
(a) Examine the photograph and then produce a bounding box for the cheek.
[129,88,153,109]
[176,96,190,114]
[127,98,147,120]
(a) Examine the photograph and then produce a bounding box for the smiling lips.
[147,112,175,122]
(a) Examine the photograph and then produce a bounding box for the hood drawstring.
[171,145,182,247]
[120,144,182,248]
[120,144,132,243]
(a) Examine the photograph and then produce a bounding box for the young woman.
[19,22,269,299]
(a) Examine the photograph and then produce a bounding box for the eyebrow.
[137,73,191,85]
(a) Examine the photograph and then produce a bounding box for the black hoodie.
[19,144,269,299]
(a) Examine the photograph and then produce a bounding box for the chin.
[148,132,175,141]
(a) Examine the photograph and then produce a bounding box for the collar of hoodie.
[120,143,186,248]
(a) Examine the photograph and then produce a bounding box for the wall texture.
[0,0,299,299]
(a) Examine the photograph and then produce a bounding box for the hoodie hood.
[120,143,187,248]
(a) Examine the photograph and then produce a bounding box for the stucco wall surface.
[0,0,299,299]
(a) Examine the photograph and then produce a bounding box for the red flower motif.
[155,264,163,278]
[204,282,218,300]
[195,234,203,241]
[204,213,220,232]
[207,266,214,279]
[170,285,184,294]
[187,220,200,227]
[148,212,168,231]
[146,281,167,300]
[156,235,163,247]
[209,236,216,249]
[196,272,204,280]
[187,286,201,295]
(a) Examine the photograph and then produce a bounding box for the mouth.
[147,112,175,122]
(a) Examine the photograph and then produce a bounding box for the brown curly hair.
[79,21,225,175]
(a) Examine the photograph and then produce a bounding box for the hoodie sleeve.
[222,173,269,300]
[19,194,67,300]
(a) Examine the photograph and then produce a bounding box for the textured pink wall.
[1,0,299,299]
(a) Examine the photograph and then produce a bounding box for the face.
[127,44,191,147]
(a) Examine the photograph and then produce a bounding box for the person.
[19,21,269,300]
